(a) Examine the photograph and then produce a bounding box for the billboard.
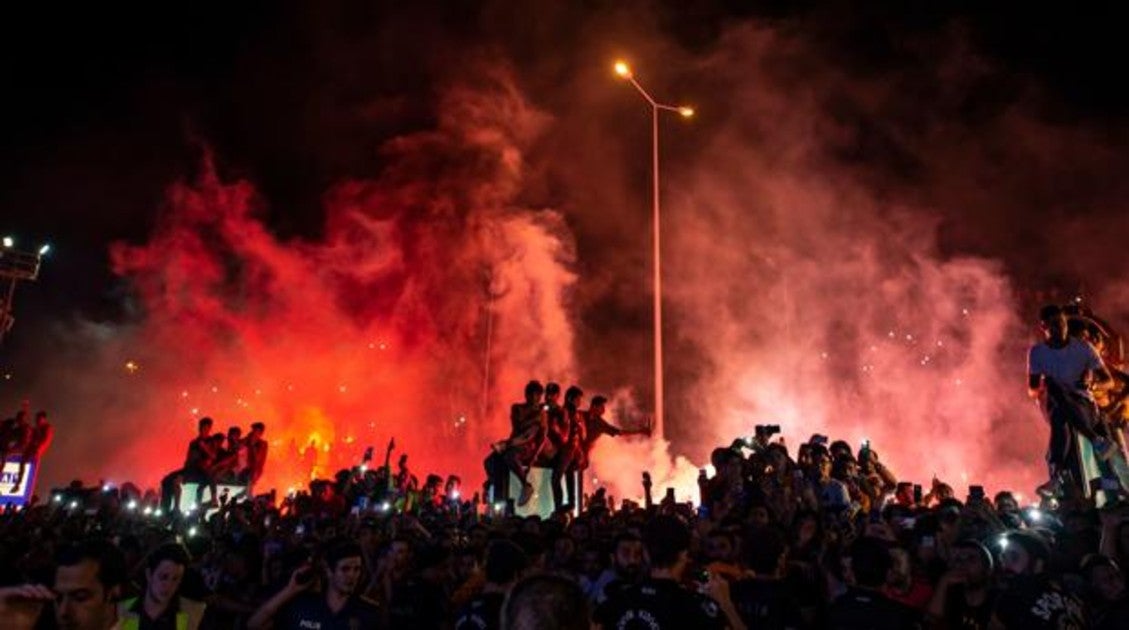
[0,458,36,506]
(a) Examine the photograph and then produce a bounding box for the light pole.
[614,61,693,442]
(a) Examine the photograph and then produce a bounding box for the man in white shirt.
[1028,304,1115,495]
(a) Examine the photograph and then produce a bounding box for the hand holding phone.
[289,566,315,591]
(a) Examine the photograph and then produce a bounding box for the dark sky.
[2,0,1128,354]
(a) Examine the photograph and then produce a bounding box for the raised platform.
[178,482,249,513]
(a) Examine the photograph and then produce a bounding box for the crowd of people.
[2,420,1129,629]
[1,302,1129,628]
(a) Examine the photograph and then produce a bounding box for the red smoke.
[39,67,577,493]
[31,9,1124,505]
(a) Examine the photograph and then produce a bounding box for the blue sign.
[0,458,36,506]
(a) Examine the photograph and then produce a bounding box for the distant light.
[493,501,505,512]
[53,494,63,503]
[102,483,113,492]
[143,506,153,515]
[380,501,391,512]
[2,236,12,248]
[359,463,368,472]
[451,490,460,500]
[998,535,1009,550]
[68,500,78,509]
[127,500,138,511]
[678,106,695,118]
[188,526,198,538]
[614,61,632,78]
[38,244,51,255]
[154,509,163,517]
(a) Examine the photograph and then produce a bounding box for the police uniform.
[594,577,726,630]
[276,591,382,630]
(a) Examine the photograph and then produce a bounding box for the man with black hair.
[244,422,268,492]
[595,515,744,630]
[491,380,548,507]
[55,539,129,630]
[180,417,219,507]
[0,539,128,630]
[1028,304,1117,496]
[729,526,804,628]
[503,574,590,630]
[119,542,206,629]
[247,539,379,630]
[386,542,449,629]
[926,539,998,630]
[828,537,921,629]
[580,395,649,470]
[594,532,648,604]
[454,540,529,630]
[549,385,586,512]
[991,531,1087,629]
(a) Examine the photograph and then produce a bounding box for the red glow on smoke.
[73,70,577,493]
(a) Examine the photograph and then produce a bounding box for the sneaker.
[1094,438,1116,461]
[518,483,534,507]
[1036,479,1060,498]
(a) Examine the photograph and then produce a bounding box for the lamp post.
[614,61,693,442]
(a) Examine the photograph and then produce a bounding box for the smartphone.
[664,488,676,502]
[913,484,923,504]
[294,567,315,585]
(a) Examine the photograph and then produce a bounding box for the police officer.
[594,515,745,629]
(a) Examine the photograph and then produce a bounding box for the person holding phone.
[247,540,378,630]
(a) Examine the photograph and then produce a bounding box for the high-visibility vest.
[118,597,189,630]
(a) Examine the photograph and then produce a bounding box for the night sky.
[3,2,1128,329]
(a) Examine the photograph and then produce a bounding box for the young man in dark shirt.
[492,381,548,506]
[454,540,529,630]
[181,417,218,507]
[991,531,1088,629]
[244,422,268,492]
[595,515,744,630]
[730,526,804,629]
[549,385,586,512]
[828,536,922,629]
[926,539,998,630]
[248,540,379,630]
[594,532,648,604]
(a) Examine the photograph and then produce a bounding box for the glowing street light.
[2,236,12,248]
[613,59,695,441]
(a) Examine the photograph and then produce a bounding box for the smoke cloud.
[12,3,1129,503]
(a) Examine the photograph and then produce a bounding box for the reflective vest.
[118,597,189,630]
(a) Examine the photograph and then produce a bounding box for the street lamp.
[614,60,694,442]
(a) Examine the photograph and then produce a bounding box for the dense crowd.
[2,300,1129,629]
[2,422,1129,630]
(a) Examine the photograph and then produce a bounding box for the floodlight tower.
[0,237,50,344]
